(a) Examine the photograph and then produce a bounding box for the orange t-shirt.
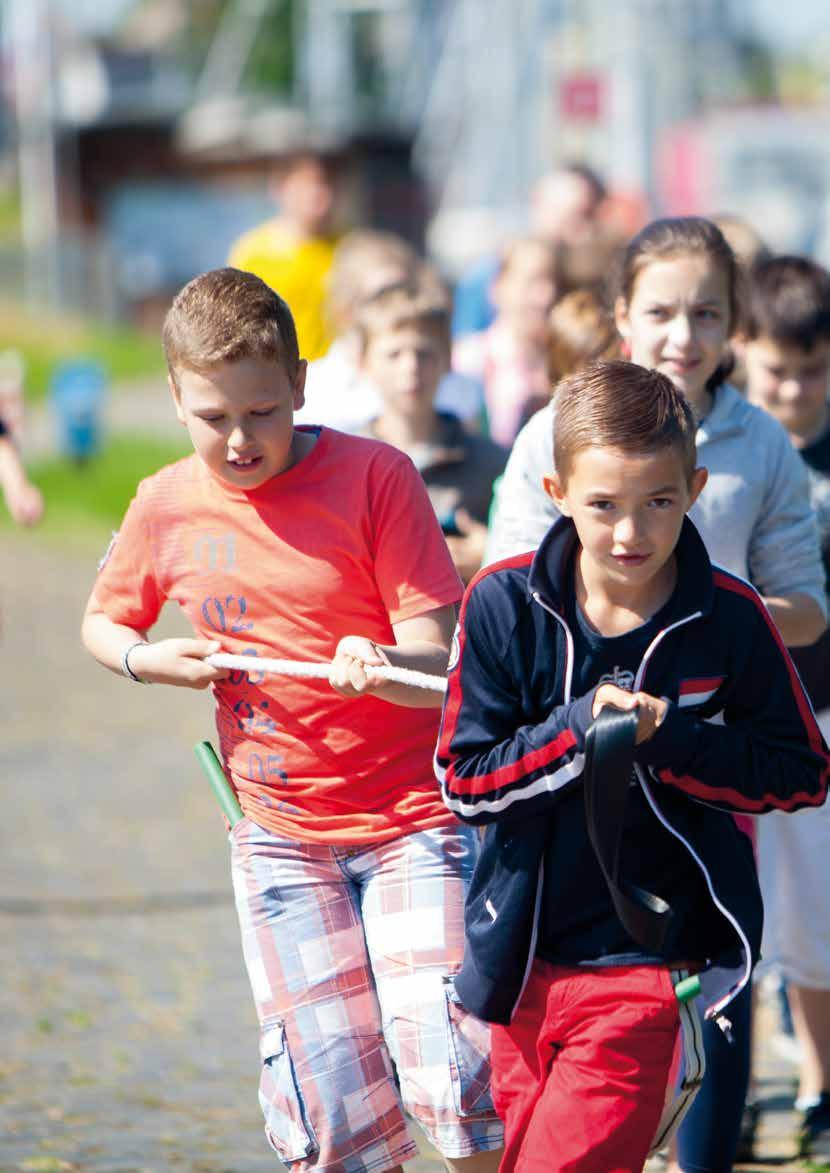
[94,428,463,845]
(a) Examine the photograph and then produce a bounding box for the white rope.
[206,653,448,693]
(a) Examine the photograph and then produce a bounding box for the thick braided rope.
[206,653,447,693]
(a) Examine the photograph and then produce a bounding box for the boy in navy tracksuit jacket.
[435,361,829,1173]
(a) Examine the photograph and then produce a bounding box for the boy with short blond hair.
[436,359,829,1172]
[741,254,830,1158]
[82,267,503,1172]
[354,281,507,584]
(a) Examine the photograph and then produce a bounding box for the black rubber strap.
[583,704,674,954]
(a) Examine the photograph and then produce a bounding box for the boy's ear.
[542,470,571,515]
[687,466,708,509]
[292,360,307,411]
[168,374,187,426]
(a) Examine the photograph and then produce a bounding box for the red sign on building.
[560,73,604,123]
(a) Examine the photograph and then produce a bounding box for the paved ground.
[0,527,448,1173]
[1,392,824,1171]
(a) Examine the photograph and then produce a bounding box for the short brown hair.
[745,255,830,349]
[495,235,563,283]
[355,279,451,356]
[553,360,697,481]
[162,267,300,383]
[327,230,419,327]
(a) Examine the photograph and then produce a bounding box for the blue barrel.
[49,361,107,461]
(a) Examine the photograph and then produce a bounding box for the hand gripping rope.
[193,652,447,829]
[205,653,448,694]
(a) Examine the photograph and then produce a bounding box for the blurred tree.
[169,0,293,96]
[732,34,778,102]
[352,9,386,116]
[179,0,295,95]
[246,0,295,95]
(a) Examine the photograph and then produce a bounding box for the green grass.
[0,189,21,245]
[3,433,191,550]
[1,299,166,401]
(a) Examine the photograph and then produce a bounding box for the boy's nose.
[227,423,251,450]
[613,515,640,544]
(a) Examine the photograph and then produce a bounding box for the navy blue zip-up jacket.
[435,517,830,1026]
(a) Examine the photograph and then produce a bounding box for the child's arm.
[328,603,456,708]
[636,590,829,814]
[761,592,825,648]
[435,578,597,824]
[0,434,43,526]
[81,592,230,689]
[750,422,827,646]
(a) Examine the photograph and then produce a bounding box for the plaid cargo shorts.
[230,818,503,1172]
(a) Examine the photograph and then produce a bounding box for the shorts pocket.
[258,1019,318,1162]
[443,979,496,1117]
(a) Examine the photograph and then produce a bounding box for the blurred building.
[2,0,830,322]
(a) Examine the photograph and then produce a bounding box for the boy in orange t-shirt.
[81,268,503,1172]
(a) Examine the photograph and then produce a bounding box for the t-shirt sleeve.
[92,488,166,631]
[369,451,463,623]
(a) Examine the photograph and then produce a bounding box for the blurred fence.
[0,234,120,323]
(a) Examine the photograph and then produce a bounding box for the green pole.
[674,974,701,1004]
[194,741,244,827]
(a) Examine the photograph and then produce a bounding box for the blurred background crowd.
[2,0,830,541]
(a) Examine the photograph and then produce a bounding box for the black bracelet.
[121,641,149,684]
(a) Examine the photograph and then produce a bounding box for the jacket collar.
[527,514,715,620]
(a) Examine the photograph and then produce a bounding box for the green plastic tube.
[194,741,244,827]
[674,974,702,1004]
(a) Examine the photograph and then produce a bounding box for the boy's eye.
[588,500,614,511]
[696,308,720,321]
[251,407,276,417]
[650,497,673,508]
[200,414,225,423]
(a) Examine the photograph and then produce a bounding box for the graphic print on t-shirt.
[91,436,463,845]
[597,665,635,690]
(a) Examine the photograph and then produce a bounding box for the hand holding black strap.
[583,704,674,955]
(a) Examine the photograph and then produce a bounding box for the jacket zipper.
[523,594,751,1021]
[634,615,753,1020]
[509,594,575,1020]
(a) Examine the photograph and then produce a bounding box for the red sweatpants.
[491,960,679,1173]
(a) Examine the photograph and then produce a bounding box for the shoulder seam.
[467,551,535,593]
